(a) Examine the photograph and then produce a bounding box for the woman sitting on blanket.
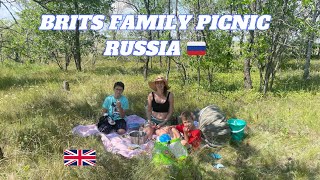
[145,75,174,139]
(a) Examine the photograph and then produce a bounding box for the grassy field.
[0,58,320,179]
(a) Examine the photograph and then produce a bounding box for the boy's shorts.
[98,116,127,134]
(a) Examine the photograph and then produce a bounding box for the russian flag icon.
[187,42,206,56]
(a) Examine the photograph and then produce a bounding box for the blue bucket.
[227,119,246,141]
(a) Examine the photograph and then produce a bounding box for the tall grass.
[0,59,319,179]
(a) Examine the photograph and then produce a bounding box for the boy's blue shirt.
[102,95,129,120]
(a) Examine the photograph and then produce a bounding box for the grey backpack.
[197,105,230,146]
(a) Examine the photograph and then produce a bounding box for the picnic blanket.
[72,115,154,158]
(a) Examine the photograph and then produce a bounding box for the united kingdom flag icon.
[64,149,96,166]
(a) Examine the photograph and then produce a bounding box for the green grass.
[0,59,320,179]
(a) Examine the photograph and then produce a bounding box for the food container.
[129,131,147,145]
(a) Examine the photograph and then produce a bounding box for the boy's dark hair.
[180,111,195,121]
[114,81,125,90]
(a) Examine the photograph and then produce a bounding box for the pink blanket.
[72,115,154,158]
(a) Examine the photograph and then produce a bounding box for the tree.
[303,0,320,80]
[255,0,298,94]
[32,0,114,71]
[121,0,168,80]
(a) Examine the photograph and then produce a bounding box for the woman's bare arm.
[146,93,153,122]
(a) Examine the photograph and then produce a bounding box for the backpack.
[197,105,230,146]
[97,116,110,133]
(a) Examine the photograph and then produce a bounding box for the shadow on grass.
[207,82,241,93]
[183,74,242,93]
[2,95,98,125]
[226,136,320,179]
[280,58,320,71]
[279,60,304,71]
[89,65,163,77]
[171,158,208,180]
[0,76,62,91]
[17,119,67,154]
[97,151,139,180]
[273,74,320,92]
[222,103,241,120]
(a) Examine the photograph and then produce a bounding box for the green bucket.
[227,119,246,141]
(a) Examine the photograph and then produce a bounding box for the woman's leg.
[144,126,154,139]
[144,117,162,139]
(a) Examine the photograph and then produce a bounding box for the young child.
[153,126,188,161]
[175,111,202,150]
[155,126,180,142]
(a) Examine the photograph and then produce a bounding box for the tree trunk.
[207,67,213,87]
[239,31,244,56]
[175,0,187,84]
[258,63,264,92]
[244,59,253,89]
[175,0,180,42]
[143,0,151,80]
[270,60,280,90]
[303,34,315,80]
[263,72,269,94]
[158,31,162,67]
[14,51,20,62]
[303,1,319,80]
[52,50,63,70]
[261,0,288,94]
[166,57,171,80]
[226,1,233,69]
[197,59,201,86]
[143,59,149,81]
[74,2,81,71]
[0,147,3,159]
[92,42,98,66]
[166,0,171,80]
[196,0,201,86]
[263,57,273,94]
[244,30,254,89]
[112,30,116,40]
[143,32,151,81]
[0,34,3,63]
[65,50,70,71]
[172,58,187,84]
[74,19,81,71]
